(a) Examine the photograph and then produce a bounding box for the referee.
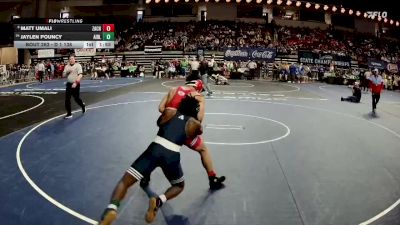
[63,55,86,119]
[37,60,45,83]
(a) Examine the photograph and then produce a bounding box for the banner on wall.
[0,65,6,74]
[144,46,162,54]
[38,49,54,58]
[367,58,387,70]
[386,63,398,73]
[74,48,96,57]
[224,47,276,62]
[298,50,351,68]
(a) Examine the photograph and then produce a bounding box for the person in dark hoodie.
[341,82,362,103]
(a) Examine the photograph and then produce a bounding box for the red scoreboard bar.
[102,24,115,32]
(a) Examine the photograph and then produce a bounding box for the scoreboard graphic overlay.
[13,18,115,49]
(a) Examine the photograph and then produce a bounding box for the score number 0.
[102,24,115,32]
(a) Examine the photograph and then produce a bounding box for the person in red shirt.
[369,68,384,114]
[142,80,225,190]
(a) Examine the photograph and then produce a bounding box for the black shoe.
[140,176,150,188]
[341,97,344,101]
[82,103,86,114]
[209,176,226,190]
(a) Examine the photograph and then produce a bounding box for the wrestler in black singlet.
[128,113,191,185]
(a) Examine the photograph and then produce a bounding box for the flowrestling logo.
[366,11,388,19]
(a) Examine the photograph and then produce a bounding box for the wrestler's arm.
[157,109,175,126]
[186,118,203,138]
[159,88,175,113]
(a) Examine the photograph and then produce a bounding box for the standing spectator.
[155,59,162,79]
[289,63,297,83]
[181,56,189,77]
[208,54,216,76]
[37,60,45,83]
[247,60,257,80]
[369,68,384,114]
[49,62,55,80]
[187,56,200,81]
[363,69,372,92]
[63,55,86,119]
[199,56,212,96]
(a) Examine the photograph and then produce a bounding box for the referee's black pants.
[65,82,85,116]
[372,92,380,110]
[38,71,44,83]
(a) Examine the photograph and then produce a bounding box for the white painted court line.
[15,97,400,224]
[206,124,243,127]
[206,127,243,130]
[359,199,400,225]
[256,81,301,93]
[207,98,400,225]
[204,113,290,145]
[16,100,160,225]
[26,80,142,90]
[26,80,62,89]
[285,97,329,101]
[0,95,44,120]
[206,124,244,130]
[161,80,301,93]
[210,82,255,87]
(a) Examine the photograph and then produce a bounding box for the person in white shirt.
[63,55,86,119]
[187,56,200,81]
[247,61,257,80]
[37,60,45,83]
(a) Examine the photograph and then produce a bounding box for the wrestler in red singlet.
[163,80,204,149]
[155,79,225,190]
[166,86,197,109]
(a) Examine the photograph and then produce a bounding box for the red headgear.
[186,80,204,92]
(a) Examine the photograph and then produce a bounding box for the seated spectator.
[341,82,362,103]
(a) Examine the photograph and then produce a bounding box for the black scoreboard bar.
[15,32,103,41]
[13,18,115,49]
[13,18,105,24]
[15,24,105,32]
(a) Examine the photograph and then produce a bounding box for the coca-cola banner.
[298,50,351,68]
[224,47,276,62]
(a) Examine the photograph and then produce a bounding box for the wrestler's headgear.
[185,80,204,92]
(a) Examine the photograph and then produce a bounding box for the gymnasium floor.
[0,78,400,225]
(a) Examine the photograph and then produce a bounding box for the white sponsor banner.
[74,48,96,56]
[144,46,162,54]
[387,63,399,73]
[38,49,55,58]
[0,65,6,74]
